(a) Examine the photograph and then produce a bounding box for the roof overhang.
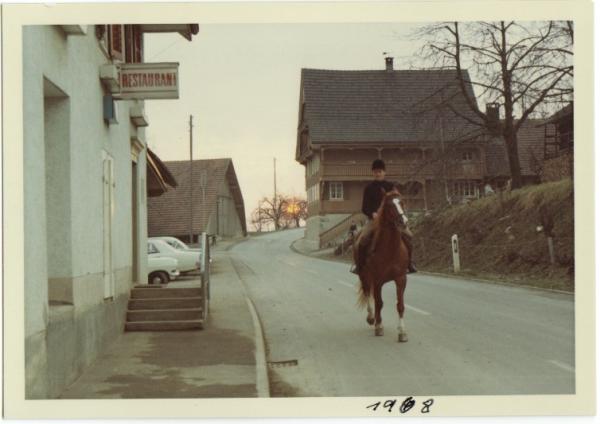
[139,24,199,41]
[147,148,178,197]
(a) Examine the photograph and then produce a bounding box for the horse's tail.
[356,277,371,309]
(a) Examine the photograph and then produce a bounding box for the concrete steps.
[125,320,204,332]
[125,285,205,332]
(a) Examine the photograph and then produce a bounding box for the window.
[96,25,142,63]
[124,25,143,63]
[148,242,159,254]
[453,180,479,198]
[462,150,474,161]
[329,182,344,200]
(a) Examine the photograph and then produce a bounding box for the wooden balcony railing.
[321,161,484,180]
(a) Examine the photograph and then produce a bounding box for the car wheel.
[149,271,169,285]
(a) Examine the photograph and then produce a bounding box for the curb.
[290,238,573,296]
[245,297,270,398]
[229,256,271,398]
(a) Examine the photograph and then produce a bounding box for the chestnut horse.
[355,190,410,342]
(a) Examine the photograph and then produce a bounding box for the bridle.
[391,197,408,229]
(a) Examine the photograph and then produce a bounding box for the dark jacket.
[361,180,395,218]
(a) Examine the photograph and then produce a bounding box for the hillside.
[410,180,574,291]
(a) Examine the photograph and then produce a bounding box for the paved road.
[231,229,575,397]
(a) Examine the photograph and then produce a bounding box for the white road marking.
[337,280,355,288]
[405,304,431,316]
[548,360,575,373]
[306,269,318,275]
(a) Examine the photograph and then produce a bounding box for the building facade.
[541,103,574,182]
[23,24,196,398]
[147,159,247,242]
[295,60,487,249]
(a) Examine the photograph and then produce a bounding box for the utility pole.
[273,157,277,201]
[273,157,278,231]
[189,115,194,244]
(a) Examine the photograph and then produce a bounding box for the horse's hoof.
[367,317,375,326]
[375,327,384,336]
[398,333,408,343]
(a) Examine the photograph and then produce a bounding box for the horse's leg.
[366,295,375,326]
[395,274,408,342]
[374,283,384,336]
[359,274,375,326]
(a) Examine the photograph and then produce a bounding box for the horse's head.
[378,190,408,228]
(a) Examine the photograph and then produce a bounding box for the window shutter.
[109,25,124,61]
[134,25,143,62]
[125,25,133,63]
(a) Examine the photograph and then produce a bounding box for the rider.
[351,159,417,274]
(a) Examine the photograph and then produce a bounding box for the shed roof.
[147,158,247,237]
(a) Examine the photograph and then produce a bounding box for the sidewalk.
[59,249,268,399]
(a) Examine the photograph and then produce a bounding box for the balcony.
[322,162,438,180]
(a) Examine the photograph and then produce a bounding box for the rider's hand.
[372,212,378,219]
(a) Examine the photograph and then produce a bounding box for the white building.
[23,24,198,398]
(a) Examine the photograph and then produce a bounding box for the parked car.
[147,256,179,285]
[151,236,201,252]
[147,239,201,274]
[150,236,212,264]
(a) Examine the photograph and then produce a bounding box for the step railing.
[319,212,366,249]
[200,232,211,319]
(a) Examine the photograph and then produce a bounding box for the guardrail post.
[451,234,460,273]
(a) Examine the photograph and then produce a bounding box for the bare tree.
[253,195,288,231]
[250,207,267,232]
[413,21,573,188]
[282,197,308,228]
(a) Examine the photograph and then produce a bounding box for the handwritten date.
[366,397,434,414]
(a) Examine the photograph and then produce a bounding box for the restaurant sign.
[116,62,180,100]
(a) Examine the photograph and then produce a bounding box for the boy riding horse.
[351,159,417,274]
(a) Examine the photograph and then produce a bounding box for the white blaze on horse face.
[392,198,407,225]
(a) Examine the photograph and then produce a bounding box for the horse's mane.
[372,191,404,248]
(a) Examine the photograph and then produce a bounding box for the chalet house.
[295,58,487,249]
[148,158,247,242]
[22,24,197,398]
[484,118,547,189]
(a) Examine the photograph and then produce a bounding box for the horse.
[354,190,411,342]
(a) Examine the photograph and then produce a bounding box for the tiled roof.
[484,119,546,178]
[300,68,484,145]
[544,102,573,125]
[147,158,247,237]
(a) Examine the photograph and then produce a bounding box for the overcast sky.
[143,23,424,226]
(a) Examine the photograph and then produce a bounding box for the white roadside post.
[452,234,460,273]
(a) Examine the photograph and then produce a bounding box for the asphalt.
[59,239,269,399]
[232,229,575,397]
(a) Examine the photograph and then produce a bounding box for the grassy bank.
[411,179,574,291]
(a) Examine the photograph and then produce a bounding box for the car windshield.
[166,239,188,250]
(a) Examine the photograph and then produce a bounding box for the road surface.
[230,229,575,397]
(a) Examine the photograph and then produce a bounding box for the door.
[103,151,115,299]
